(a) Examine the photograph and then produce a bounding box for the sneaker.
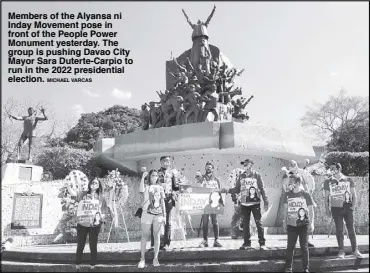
[308,242,315,248]
[353,249,364,259]
[213,240,222,247]
[199,240,209,248]
[284,268,293,273]
[148,247,154,252]
[260,245,266,250]
[337,250,345,259]
[239,243,252,250]
[302,270,310,273]
[153,258,160,267]
[75,265,81,272]
[90,265,96,271]
[138,259,145,269]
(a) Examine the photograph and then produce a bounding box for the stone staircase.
[1,236,369,272]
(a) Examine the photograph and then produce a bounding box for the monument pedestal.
[1,163,43,184]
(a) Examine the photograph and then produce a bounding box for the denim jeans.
[241,204,265,246]
[285,225,309,271]
[202,214,219,241]
[76,224,101,266]
[151,196,174,247]
[331,207,358,252]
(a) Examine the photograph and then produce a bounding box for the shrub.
[324,152,369,176]
[34,146,102,179]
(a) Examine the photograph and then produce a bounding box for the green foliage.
[34,146,102,179]
[325,152,369,176]
[327,111,369,152]
[65,105,141,150]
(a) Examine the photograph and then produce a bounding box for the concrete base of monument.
[1,163,43,184]
[94,121,317,230]
[2,235,369,272]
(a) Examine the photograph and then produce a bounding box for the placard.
[11,193,43,229]
[178,185,225,215]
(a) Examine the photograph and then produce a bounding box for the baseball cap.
[240,159,254,165]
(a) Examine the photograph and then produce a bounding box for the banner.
[178,184,226,215]
[76,199,101,227]
[329,180,352,207]
[287,197,308,227]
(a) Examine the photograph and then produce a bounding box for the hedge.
[324,152,369,176]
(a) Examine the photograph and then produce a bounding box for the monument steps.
[1,254,369,272]
[2,244,369,263]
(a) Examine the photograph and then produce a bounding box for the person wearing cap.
[195,162,223,247]
[323,162,363,259]
[222,159,269,250]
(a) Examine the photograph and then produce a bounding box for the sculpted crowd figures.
[140,5,254,130]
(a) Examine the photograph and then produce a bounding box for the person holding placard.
[196,162,223,248]
[68,178,108,272]
[138,169,166,268]
[324,163,363,259]
[222,159,269,250]
[282,173,314,273]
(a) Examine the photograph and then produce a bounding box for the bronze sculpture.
[9,107,48,161]
[139,6,254,130]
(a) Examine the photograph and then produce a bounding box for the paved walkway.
[10,235,369,253]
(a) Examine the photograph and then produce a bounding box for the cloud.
[72,104,85,117]
[111,88,132,100]
[82,88,101,98]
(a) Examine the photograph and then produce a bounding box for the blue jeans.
[285,225,309,271]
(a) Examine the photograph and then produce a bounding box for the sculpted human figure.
[201,84,219,122]
[140,104,151,130]
[182,5,216,72]
[9,107,48,161]
[148,102,162,129]
[183,84,202,124]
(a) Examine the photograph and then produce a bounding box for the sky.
[1,1,369,143]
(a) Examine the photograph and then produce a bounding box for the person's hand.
[142,170,148,179]
[162,215,166,225]
[282,219,287,230]
[264,203,269,212]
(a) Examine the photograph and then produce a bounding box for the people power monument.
[140,5,253,130]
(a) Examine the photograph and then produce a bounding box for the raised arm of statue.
[242,95,254,109]
[9,114,24,121]
[186,57,194,70]
[205,5,216,27]
[182,9,195,28]
[36,107,48,121]
[174,58,187,72]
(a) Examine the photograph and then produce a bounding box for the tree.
[64,105,142,150]
[301,89,369,139]
[327,110,369,152]
[34,146,102,179]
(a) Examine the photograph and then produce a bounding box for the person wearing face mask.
[324,163,363,259]
[195,162,223,248]
[282,173,314,273]
[282,160,316,247]
[68,178,108,272]
[222,159,269,250]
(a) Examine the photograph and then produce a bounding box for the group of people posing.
[68,156,364,273]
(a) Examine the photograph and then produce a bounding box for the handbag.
[135,208,143,218]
